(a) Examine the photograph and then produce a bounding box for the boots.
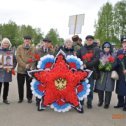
[123,96,126,111]
[104,91,112,109]
[114,95,124,108]
[98,90,104,107]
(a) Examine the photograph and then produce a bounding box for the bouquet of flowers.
[28,53,40,63]
[117,54,126,80]
[82,51,93,62]
[98,54,115,71]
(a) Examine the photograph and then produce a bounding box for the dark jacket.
[115,49,126,96]
[58,46,74,56]
[77,43,100,70]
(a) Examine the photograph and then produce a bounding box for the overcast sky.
[0,0,119,40]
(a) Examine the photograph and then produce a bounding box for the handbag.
[111,71,119,80]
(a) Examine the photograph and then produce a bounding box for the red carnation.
[108,56,115,63]
[77,84,83,93]
[38,84,45,92]
[57,99,66,106]
[12,69,15,75]
[45,63,53,68]
[118,54,124,59]
[69,63,76,69]
[28,58,33,63]
[34,54,40,61]
[82,52,93,62]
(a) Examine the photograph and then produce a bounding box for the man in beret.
[77,35,100,109]
[16,35,36,103]
[114,35,126,111]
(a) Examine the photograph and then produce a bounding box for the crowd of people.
[0,34,126,112]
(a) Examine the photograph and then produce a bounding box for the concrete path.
[0,77,125,126]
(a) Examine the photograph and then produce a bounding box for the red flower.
[12,69,15,75]
[82,52,93,62]
[56,99,66,106]
[118,54,124,59]
[28,58,33,63]
[108,56,115,63]
[68,63,76,69]
[38,84,45,92]
[77,84,83,93]
[34,54,40,61]
[45,63,53,68]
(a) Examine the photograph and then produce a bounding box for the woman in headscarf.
[95,42,116,109]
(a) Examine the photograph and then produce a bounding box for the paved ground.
[0,76,125,126]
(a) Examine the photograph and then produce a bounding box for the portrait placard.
[3,54,13,68]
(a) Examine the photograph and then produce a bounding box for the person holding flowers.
[16,35,36,103]
[77,35,100,109]
[114,36,126,111]
[95,42,116,109]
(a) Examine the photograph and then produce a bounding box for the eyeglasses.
[104,47,110,48]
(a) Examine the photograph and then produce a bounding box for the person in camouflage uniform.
[16,35,36,103]
[72,35,82,55]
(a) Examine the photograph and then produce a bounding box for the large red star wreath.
[31,55,88,107]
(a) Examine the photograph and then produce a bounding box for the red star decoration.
[32,55,88,107]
